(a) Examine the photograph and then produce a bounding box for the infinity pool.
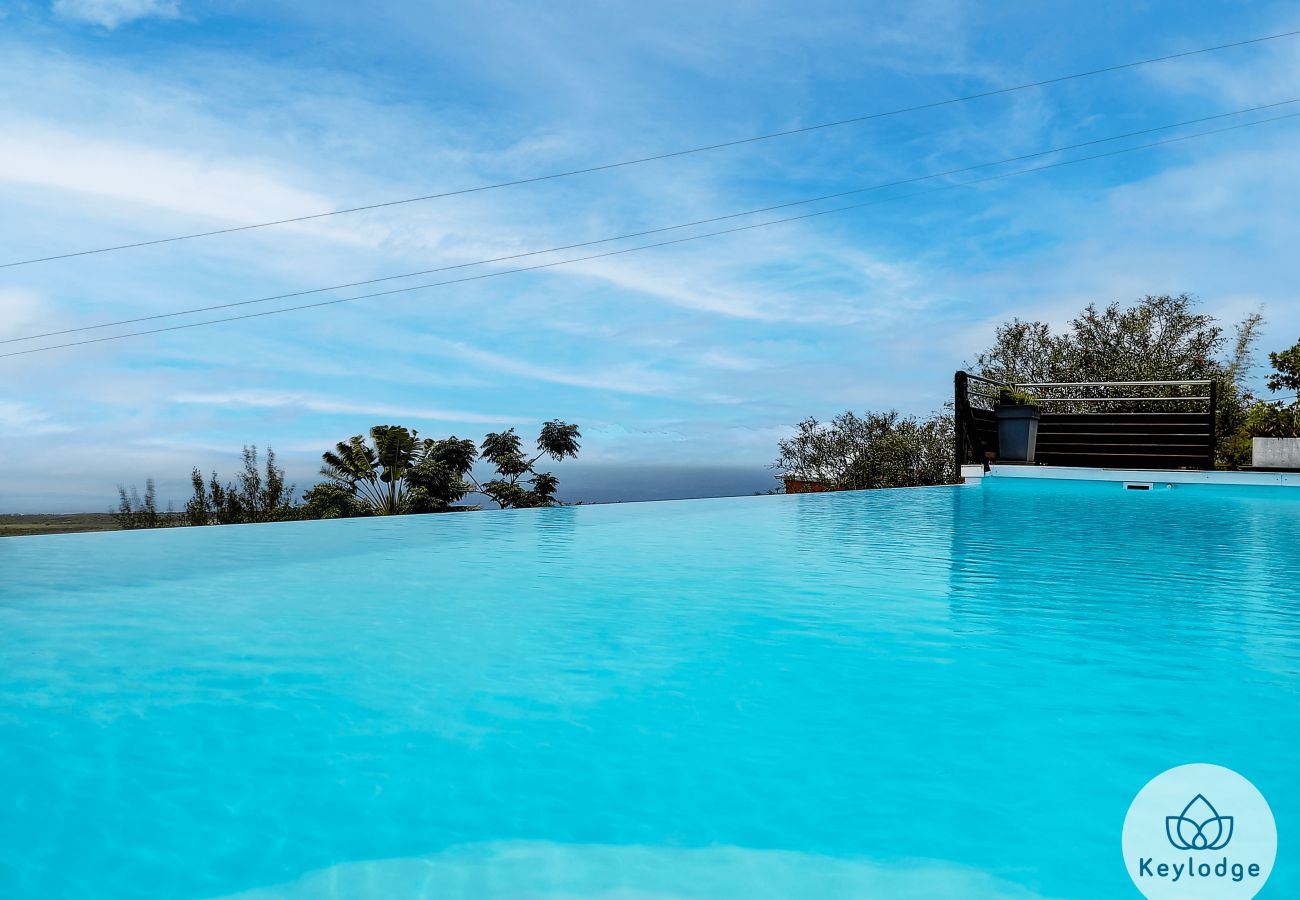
[1,478,1296,898]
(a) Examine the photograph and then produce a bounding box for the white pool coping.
[961,463,1300,488]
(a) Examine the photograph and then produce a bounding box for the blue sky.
[2,0,1300,511]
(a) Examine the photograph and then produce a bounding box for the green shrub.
[775,410,957,490]
[1243,401,1300,438]
[995,387,1039,407]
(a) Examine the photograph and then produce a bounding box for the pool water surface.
[1,478,1296,897]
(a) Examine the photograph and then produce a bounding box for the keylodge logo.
[1166,794,1233,851]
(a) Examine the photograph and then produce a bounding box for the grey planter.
[996,404,1040,462]
[1252,437,1300,470]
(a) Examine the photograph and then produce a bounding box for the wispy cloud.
[0,123,359,239]
[0,400,73,435]
[171,390,526,425]
[52,0,180,29]
[0,286,51,339]
[431,339,690,397]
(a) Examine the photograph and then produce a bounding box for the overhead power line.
[5,97,1297,347]
[4,107,1298,360]
[2,27,1299,270]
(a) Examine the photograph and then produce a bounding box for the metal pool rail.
[955,372,1218,471]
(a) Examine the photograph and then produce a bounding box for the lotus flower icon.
[1166,794,1234,850]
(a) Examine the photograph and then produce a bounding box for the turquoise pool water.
[1,478,1296,898]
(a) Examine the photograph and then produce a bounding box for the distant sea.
[554,464,778,504]
[0,464,780,515]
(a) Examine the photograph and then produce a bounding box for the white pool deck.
[961,464,1300,488]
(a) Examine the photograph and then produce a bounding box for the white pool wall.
[961,464,1300,488]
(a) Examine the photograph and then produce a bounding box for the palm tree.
[312,426,477,516]
[305,421,580,516]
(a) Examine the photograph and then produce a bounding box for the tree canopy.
[972,293,1260,386]
[775,295,1270,487]
[473,420,581,509]
[302,420,582,517]
[972,293,1263,467]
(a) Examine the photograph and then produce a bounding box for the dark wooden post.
[1206,379,1218,470]
[954,370,968,478]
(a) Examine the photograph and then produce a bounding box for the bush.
[187,446,299,526]
[775,410,957,490]
[113,479,166,529]
[1243,402,1300,438]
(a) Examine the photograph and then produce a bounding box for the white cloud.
[432,339,689,397]
[565,254,781,320]
[0,287,50,340]
[698,350,762,372]
[52,0,180,29]
[0,400,73,435]
[0,123,339,230]
[170,390,525,425]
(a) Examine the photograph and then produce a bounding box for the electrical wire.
[2,27,1298,269]
[5,97,1297,347]
[5,109,1297,359]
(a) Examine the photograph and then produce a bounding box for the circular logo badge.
[1122,764,1277,899]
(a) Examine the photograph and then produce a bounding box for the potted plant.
[994,386,1040,463]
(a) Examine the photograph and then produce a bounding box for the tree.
[187,446,299,525]
[302,425,478,517]
[295,481,361,519]
[774,410,957,490]
[975,294,1260,384]
[972,294,1263,466]
[1240,336,1300,438]
[1264,337,1300,394]
[113,479,164,529]
[470,420,581,509]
